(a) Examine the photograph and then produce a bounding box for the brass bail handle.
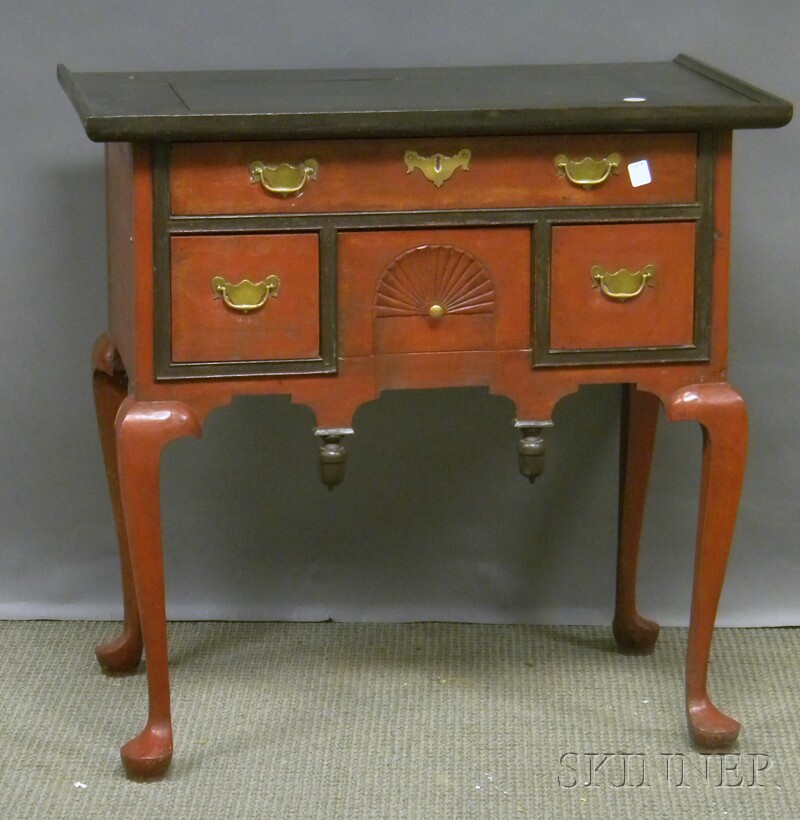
[404,148,471,187]
[211,274,281,313]
[249,159,319,197]
[591,265,656,301]
[555,152,621,189]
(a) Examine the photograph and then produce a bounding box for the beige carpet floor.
[0,622,798,819]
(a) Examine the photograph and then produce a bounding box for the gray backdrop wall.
[1,1,797,625]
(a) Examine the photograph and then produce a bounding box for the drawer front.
[548,222,697,352]
[338,227,531,357]
[170,134,697,215]
[170,233,320,364]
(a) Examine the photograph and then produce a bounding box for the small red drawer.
[549,222,696,352]
[170,233,320,364]
[338,227,532,357]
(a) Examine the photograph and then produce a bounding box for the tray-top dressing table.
[59,56,792,778]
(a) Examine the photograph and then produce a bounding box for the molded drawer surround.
[170,233,320,365]
[548,222,697,354]
[169,133,698,216]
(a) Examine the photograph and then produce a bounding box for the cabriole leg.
[116,397,201,778]
[665,383,747,749]
[613,385,661,654]
[92,333,143,673]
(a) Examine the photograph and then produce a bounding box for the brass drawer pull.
[404,149,471,187]
[249,159,318,197]
[591,264,655,300]
[555,152,621,189]
[211,274,281,313]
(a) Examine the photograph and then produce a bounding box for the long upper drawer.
[169,134,697,215]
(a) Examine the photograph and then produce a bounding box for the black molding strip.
[692,130,716,362]
[167,204,702,234]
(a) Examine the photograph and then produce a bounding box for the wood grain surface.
[170,134,698,215]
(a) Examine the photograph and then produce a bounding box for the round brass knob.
[429,304,445,319]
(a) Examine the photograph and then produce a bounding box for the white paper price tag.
[628,160,652,188]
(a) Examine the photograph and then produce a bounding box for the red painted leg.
[116,397,201,778]
[613,385,661,654]
[92,334,143,673]
[665,383,747,749]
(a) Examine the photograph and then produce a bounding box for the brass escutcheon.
[249,159,319,197]
[591,264,656,301]
[404,149,471,187]
[554,152,621,189]
[211,274,281,313]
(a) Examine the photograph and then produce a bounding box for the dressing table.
[59,56,792,778]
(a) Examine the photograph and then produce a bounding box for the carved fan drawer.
[337,227,531,356]
[548,222,697,354]
[169,233,320,365]
[168,134,697,216]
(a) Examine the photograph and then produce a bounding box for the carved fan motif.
[374,245,495,318]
